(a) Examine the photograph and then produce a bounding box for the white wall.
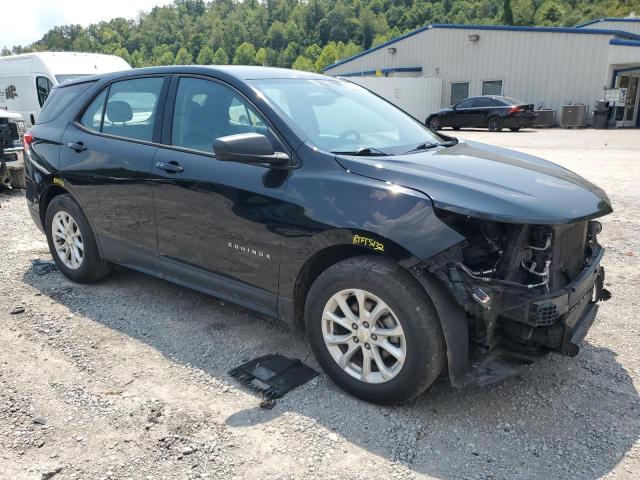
[326,28,615,115]
[347,76,442,122]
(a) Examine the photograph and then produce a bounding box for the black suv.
[24,67,611,404]
[427,95,536,132]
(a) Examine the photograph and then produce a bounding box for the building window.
[450,82,469,105]
[482,80,503,96]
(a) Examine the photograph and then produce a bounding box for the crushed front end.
[420,211,611,385]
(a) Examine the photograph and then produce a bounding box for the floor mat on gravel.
[228,354,318,403]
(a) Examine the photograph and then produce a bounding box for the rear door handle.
[156,161,184,173]
[67,142,87,152]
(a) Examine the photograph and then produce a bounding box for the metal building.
[323,17,640,127]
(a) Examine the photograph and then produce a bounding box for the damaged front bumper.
[417,217,611,388]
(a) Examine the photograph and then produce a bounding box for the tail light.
[23,132,33,150]
[508,105,524,114]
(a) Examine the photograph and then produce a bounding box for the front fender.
[278,159,464,300]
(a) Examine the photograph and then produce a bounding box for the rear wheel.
[304,255,446,404]
[487,116,503,132]
[428,116,441,131]
[509,127,521,132]
[452,127,461,131]
[45,194,111,283]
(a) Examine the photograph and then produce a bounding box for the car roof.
[57,65,330,88]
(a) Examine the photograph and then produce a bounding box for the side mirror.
[213,133,289,168]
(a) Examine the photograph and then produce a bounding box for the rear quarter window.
[37,81,95,125]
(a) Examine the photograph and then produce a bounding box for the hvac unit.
[559,104,587,128]
[533,109,556,127]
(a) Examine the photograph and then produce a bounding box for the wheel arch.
[39,183,70,227]
[287,231,421,332]
[285,232,472,389]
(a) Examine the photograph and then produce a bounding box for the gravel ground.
[1,128,639,480]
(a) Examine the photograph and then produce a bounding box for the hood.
[335,140,612,224]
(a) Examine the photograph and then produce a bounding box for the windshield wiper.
[331,147,390,156]
[403,139,458,154]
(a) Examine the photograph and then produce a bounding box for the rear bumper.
[504,114,536,128]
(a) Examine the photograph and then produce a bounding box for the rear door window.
[456,98,474,109]
[79,77,164,142]
[37,81,95,124]
[472,97,499,108]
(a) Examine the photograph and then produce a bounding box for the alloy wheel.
[322,289,406,384]
[52,211,84,270]
[429,117,441,130]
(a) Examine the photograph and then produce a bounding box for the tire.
[428,116,441,131]
[45,194,111,283]
[487,116,503,132]
[304,255,446,404]
[452,127,461,131]
[509,127,521,132]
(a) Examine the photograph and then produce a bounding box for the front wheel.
[487,116,503,132]
[45,194,111,283]
[304,256,446,404]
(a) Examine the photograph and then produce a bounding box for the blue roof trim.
[610,38,640,47]
[576,17,640,28]
[323,23,640,72]
[337,66,423,77]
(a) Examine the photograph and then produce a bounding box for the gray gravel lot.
[1,128,639,480]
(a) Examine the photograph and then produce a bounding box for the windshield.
[249,78,444,155]
[55,74,92,84]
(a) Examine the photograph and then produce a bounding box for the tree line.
[2,0,638,72]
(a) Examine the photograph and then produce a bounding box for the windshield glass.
[55,74,92,84]
[249,78,444,155]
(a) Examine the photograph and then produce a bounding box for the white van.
[0,52,131,127]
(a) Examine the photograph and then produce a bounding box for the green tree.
[130,49,146,67]
[255,47,268,66]
[212,47,229,65]
[315,41,339,71]
[1,46,12,56]
[175,47,193,64]
[196,45,214,64]
[233,42,256,65]
[152,44,175,65]
[114,47,131,65]
[281,42,300,67]
[503,0,514,24]
[535,0,565,25]
[512,0,535,25]
[359,8,377,50]
[292,55,315,71]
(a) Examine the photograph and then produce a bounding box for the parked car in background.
[0,52,131,127]
[426,96,536,132]
[0,109,25,188]
[24,67,611,404]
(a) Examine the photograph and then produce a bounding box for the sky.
[0,0,173,50]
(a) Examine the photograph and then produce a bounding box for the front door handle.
[156,161,184,173]
[67,142,87,152]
